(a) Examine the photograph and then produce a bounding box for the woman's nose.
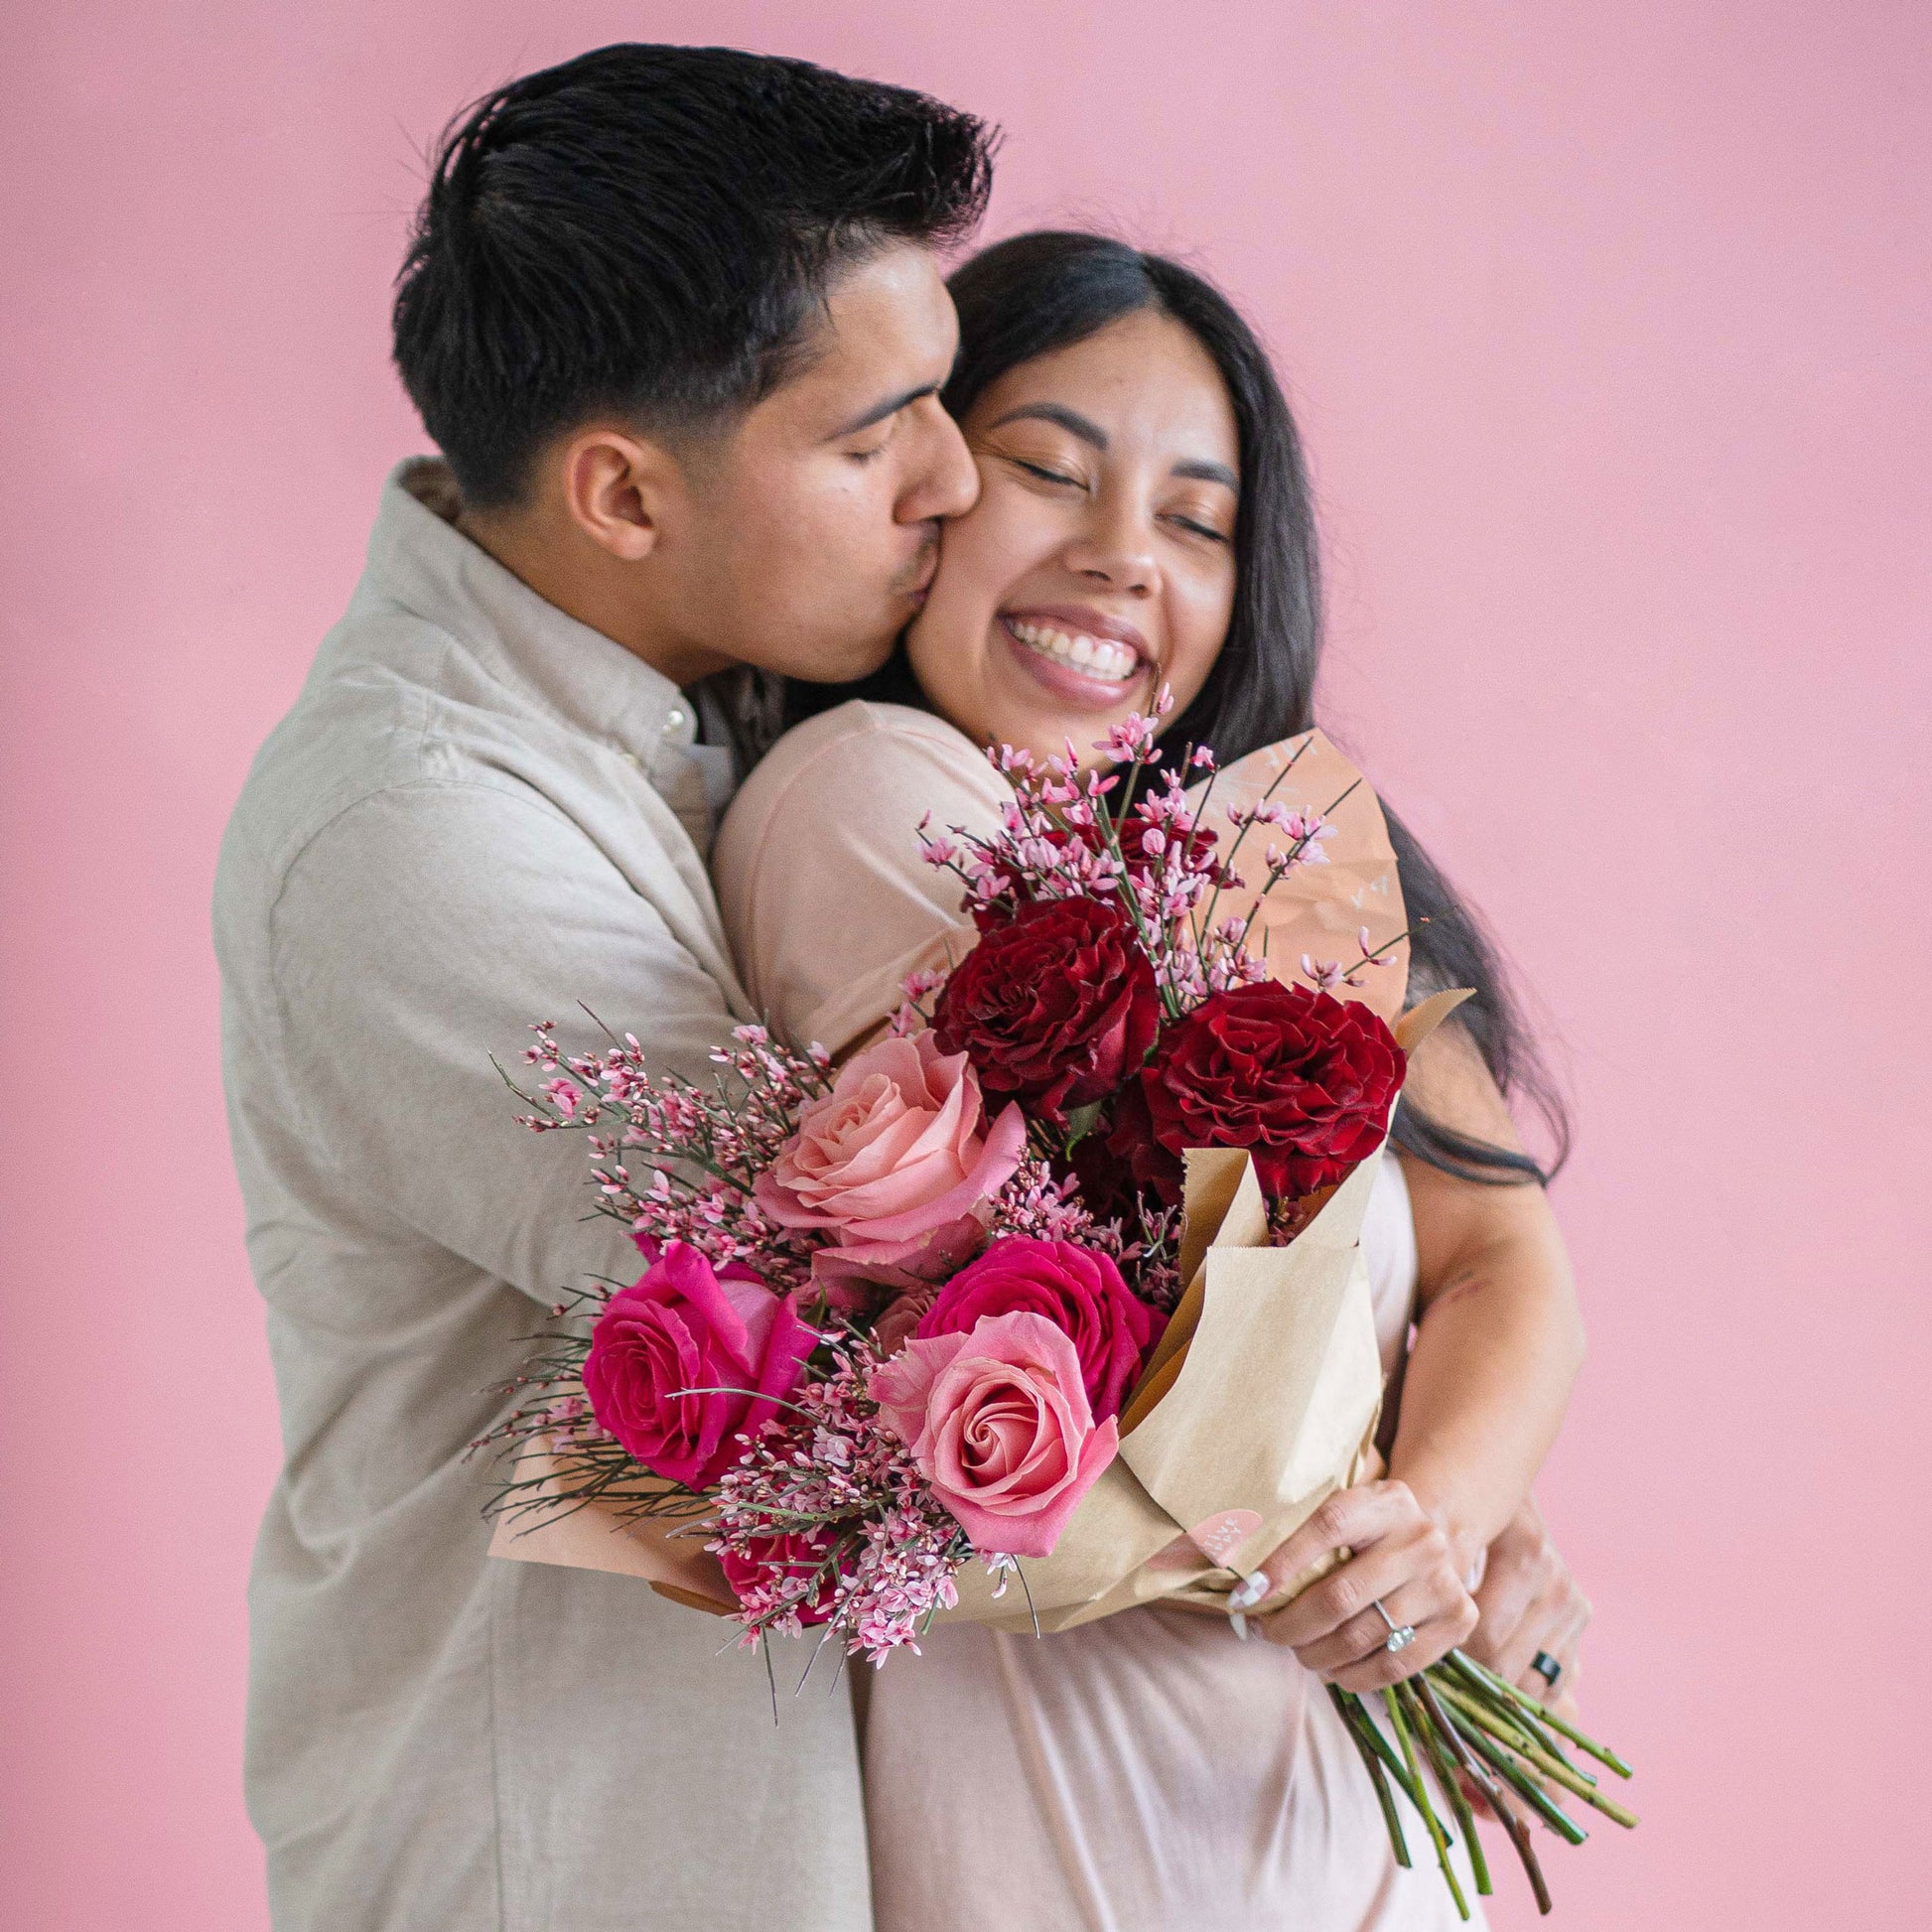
[1063,494,1160,596]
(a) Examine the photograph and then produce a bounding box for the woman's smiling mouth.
[998,606,1151,704]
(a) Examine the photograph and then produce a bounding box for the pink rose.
[870,1285,939,1358]
[869,1310,1119,1559]
[754,1033,1026,1286]
[583,1243,815,1491]
[915,1237,1165,1424]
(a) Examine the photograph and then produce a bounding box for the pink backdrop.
[5,5,1927,1926]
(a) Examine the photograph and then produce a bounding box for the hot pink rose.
[583,1243,815,1491]
[915,1236,1165,1424]
[869,1310,1119,1559]
[755,1033,1026,1286]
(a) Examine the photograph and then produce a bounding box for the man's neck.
[455,504,733,689]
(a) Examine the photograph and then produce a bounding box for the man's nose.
[898,399,980,524]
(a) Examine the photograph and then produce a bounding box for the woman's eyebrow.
[988,403,1237,491]
[1173,457,1239,489]
[985,402,1108,448]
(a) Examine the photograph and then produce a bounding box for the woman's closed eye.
[1007,455,1085,489]
[1165,508,1231,543]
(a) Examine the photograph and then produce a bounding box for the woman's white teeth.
[1009,619,1137,682]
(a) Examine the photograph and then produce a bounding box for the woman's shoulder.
[712,700,1001,1053]
[720,701,1003,858]
[748,699,986,789]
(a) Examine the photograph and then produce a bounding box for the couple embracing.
[216,43,1589,1932]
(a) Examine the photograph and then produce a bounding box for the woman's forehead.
[965,310,1239,466]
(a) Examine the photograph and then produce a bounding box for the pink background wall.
[5,4,1926,1926]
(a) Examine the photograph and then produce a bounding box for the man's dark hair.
[392,45,995,508]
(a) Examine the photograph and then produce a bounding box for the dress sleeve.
[712,702,1010,1055]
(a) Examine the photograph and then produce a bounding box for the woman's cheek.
[1166,575,1236,712]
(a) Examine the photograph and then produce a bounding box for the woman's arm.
[1388,1024,1586,1576]
[1258,1023,1585,1689]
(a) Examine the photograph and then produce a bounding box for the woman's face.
[905,309,1240,768]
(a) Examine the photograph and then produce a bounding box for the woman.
[713,232,1587,1930]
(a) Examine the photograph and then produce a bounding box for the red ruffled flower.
[1115,981,1405,1202]
[933,897,1160,1128]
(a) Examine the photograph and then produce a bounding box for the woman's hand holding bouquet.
[483,699,1631,1915]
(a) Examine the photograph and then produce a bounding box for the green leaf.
[1061,1101,1104,1154]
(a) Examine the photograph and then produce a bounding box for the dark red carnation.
[1115,981,1405,1203]
[933,897,1160,1127]
[914,1236,1165,1424]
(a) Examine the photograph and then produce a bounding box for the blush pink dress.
[713,701,1485,1931]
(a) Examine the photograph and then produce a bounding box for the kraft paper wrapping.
[487,1470,737,1613]
[1198,730,1410,1028]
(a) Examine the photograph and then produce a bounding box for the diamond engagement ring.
[1371,1598,1417,1654]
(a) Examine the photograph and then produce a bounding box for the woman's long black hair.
[791,230,1569,1183]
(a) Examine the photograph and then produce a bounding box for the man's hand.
[1464,1491,1590,1714]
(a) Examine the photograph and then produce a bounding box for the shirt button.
[662,706,688,736]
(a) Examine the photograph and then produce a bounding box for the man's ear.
[556,427,685,563]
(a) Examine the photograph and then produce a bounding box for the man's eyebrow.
[829,383,940,440]
[1173,457,1239,490]
[985,402,1108,449]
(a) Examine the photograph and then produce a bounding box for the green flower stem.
[1448,1650,1635,1779]
[1402,1683,1491,1897]
[1336,1687,1437,1829]
[1443,1663,1582,1778]
[1454,1723,1589,1847]
[1416,1676,1552,1918]
[1328,1686,1410,1869]
[1481,1734,1639,1832]
[1334,1687,1417,1787]
[1436,1661,1573,1763]
[1430,1681,1639,1831]
[1430,1676,1548,1753]
[1384,1688,1470,1922]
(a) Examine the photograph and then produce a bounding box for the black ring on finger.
[1531,1649,1563,1690]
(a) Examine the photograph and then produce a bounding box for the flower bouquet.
[482,703,1632,1915]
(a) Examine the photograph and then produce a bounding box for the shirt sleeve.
[712,704,1011,1056]
[267,777,740,1303]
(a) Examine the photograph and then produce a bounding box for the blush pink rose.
[869,1284,939,1358]
[583,1243,815,1491]
[868,1310,1119,1559]
[754,1033,1026,1286]
[915,1236,1165,1424]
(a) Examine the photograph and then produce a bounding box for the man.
[215,46,991,1929]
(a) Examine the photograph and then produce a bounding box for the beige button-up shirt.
[214,462,870,1930]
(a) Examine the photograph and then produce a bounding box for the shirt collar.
[358,458,698,763]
